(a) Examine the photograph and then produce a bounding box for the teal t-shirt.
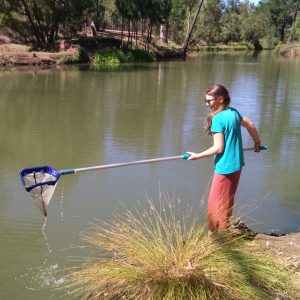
[211,107,244,174]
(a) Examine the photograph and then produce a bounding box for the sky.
[249,0,260,4]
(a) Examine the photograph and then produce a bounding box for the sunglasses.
[205,96,219,103]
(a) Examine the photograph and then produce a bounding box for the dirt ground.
[253,232,300,271]
[231,220,300,274]
[231,220,300,294]
[249,232,300,297]
[0,35,77,66]
[228,219,300,297]
[0,28,100,66]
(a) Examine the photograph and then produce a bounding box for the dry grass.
[0,43,31,53]
[277,42,300,57]
[63,199,300,300]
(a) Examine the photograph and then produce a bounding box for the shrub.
[63,200,299,300]
[61,53,80,64]
[91,49,122,65]
[130,49,155,62]
[61,47,90,64]
[91,48,155,66]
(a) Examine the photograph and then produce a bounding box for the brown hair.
[206,84,231,105]
[204,84,231,135]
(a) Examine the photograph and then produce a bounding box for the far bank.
[1,31,300,67]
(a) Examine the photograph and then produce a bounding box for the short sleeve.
[211,116,223,133]
[236,110,243,122]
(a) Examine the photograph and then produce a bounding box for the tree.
[241,12,266,49]
[225,0,241,14]
[157,0,172,43]
[266,0,297,42]
[220,12,241,43]
[185,0,198,35]
[115,0,172,46]
[181,0,204,54]
[91,0,106,30]
[196,0,222,44]
[147,0,171,43]
[169,0,188,43]
[0,0,94,49]
[289,15,300,41]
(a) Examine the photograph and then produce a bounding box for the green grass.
[91,48,155,66]
[63,200,300,300]
[204,43,249,51]
[61,47,90,64]
[61,53,81,64]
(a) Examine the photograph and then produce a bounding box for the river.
[0,51,300,299]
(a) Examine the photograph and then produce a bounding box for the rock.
[294,261,300,271]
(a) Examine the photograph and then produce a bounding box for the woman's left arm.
[241,116,261,152]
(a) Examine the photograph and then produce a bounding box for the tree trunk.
[279,22,286,42]
[186,9,191,36]
[20,0,45,47]
[181,0,204,56]
[141,19,146,48]
[147,22,152,45]
[120,18,124,49]
[160,21,168,44]
[293,1,300,23]
[149,23,153,43]
[127,20,131,46]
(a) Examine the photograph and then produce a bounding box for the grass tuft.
[91,48,155,66]
[63,199,300,300]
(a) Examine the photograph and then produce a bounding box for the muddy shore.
[251,232,300,272]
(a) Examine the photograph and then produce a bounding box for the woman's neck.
[212,103,228,115]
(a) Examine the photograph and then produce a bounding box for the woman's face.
[205,94,223,111]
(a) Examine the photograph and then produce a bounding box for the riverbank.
[64,216,300,299]
[276,42,300,57]
[227,220,300,295]
[252,232,300,274]
[232,221,300,276]
[0,30,183,67]
[1,29,300,67]
[248,232,300,297]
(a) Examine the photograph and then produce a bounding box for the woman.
[187,84,261,232]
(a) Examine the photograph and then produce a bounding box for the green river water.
[0,51,300,299]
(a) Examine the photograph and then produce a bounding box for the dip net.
[20,167,60,216]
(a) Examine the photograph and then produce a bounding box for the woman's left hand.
[254,141,261,152]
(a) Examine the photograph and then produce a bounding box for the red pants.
[207,170,241,231]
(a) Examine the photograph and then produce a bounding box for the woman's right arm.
[187,132,224,160]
